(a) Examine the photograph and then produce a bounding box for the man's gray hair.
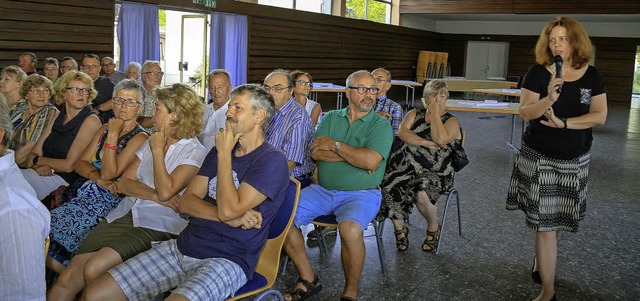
[113,79,145,103]
[208,69,231,84]
[372,67,391,81]
[19,52,37,64]
[423,79,449,99]
[61,57,78,68]
[141,60,161,73]
[267,69,294,88]
[346,70,375,87]
[230,84,275,133]
[45,57,59,68]
[125,61,141,75]
[0,99,13,148]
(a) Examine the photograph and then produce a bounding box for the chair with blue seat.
[311,214,386,274]
[226,177,301,301]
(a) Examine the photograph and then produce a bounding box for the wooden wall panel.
[400,0,640,14]
[0,0,115,70]
[1,0,636,107]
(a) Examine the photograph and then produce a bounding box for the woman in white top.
[290,70,322,126]
[48,83,206,301]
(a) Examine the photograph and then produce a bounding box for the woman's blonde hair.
[20,74,53,99]
[1,65,27,86]
[154,83,204,139]
[53,71,97,105]
[534,16,593,69]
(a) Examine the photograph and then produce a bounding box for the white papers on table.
[459,100,510,107]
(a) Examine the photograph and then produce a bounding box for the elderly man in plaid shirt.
[372,68,403,136]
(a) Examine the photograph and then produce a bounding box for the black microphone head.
[553,55,563,65]
[553,55,563,80]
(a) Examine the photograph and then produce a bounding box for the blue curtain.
[209,12,248,88]
[117,2,160,71]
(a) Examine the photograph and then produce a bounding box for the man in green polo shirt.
[283,70,393,301]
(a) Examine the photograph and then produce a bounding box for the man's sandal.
[394,225,409,251]
[284,275,322,301]
[422,224,441,252]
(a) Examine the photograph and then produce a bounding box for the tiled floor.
[269,107,640,301]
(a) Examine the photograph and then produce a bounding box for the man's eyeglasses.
[296,80,311,87]
[347,86,380,95]
[113,97,141,107]
[66,87,91,95]
[60,66,76,70]
[30,88,51,96]
[263,85,290,93]
[82,65,100,70]
[101,63,115,67]
[143,71,164,77]
[44,68,58,72]
[375,77,389,83]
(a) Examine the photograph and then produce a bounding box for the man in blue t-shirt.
[84,84,290,301]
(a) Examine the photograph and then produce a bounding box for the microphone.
[553,55,563,92]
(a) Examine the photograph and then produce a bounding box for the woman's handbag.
[450,129,469,172]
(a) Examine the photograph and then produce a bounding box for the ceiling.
[415,13,640,23]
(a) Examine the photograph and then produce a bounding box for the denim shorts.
[293,184,382,231]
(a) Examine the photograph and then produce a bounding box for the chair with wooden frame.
[226,177,301,301]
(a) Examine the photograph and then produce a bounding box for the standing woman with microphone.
[506,16,607,301]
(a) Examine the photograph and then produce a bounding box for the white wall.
[401,17,640,38]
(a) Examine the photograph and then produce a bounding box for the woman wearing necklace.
[46,79,148,273]
[21,71,102,201]
[377,80,462,252]
[506,17,607,301]
[8,74,59,166]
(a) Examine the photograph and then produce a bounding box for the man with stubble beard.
[282,70,393,301]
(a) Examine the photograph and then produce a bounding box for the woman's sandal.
[394,225,409,251]
[422,224,441,252]
[284,274,323,301]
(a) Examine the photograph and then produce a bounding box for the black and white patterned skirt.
[506,144,590,232]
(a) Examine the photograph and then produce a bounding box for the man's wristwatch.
[334,141,342,153]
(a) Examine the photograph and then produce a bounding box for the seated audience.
[21,71,102,201]
[101,56,126,85]
[84,84,290,301]
[290,70,322,126]
[0,65,28,109]
[81,54,115,122]
[47,83,206,301]
[283,70,393,301]
[376,80,461,252]
[59,57,79,76]
[9,74,59,166]
[17,52,38,75]
[199,69,232,151]
[0,101,50,300]
[263,69,315,186]
[138,60,164,128]
[43,57,60,85]
[47,79,148,272]
[125,61,141,81]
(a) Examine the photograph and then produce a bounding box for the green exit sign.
[193,0,216,8]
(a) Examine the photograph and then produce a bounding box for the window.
[346,0,391,24]
[258,0,331,14]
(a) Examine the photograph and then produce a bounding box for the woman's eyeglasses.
[66,87,91,95]
[113,97,141,107]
